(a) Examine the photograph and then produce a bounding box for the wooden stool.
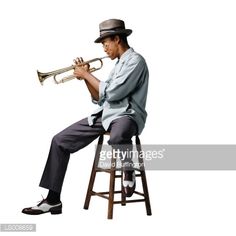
[83,133,152,219]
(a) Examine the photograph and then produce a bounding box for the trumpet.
[37,56,108,85]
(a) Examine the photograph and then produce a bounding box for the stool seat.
[83,134,152,219]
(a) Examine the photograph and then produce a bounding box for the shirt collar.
[118,47,134,63]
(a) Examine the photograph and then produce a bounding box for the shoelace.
[36,195,46,206]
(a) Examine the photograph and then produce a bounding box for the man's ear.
[114,35,121,44]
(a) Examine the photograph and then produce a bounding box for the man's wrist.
[84,72,93,81]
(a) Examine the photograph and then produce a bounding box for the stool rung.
[114,199,145,204]
[93,192,109,200]
[115,174,122,178]
[96,167,123,173]
[94,190,122,195]
[96,168,111,173]
[133,168,143,172]
[92,190,122,200]
[134,191,145,197]
[95,167,142,179]
[93,191,146,205]
[95,168,121,178]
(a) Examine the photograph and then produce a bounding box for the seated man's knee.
[52,133,64,147]
[108,133,132,145]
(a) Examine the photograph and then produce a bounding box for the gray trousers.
[39,115,138,193]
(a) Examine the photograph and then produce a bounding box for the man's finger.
[76,57,81,64]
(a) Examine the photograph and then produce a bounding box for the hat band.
[100,27,125,34]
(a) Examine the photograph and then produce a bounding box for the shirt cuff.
[98,81,108,105]
[91,96,98,104]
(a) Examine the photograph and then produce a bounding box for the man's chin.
[109,55,116,60]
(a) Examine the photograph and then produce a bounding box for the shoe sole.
[50,205,62,214]
[22,205,62,215]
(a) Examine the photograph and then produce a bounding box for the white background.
[0,0,236,235]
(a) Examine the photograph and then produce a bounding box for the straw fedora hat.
[94,19,132,43]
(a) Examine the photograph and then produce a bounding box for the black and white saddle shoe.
[123,171,136,197]
[22,199,62,215]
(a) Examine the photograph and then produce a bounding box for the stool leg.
[140,169,152,215]
[107,148,116,219]
[121,171,126,206]
[136,136,152,216]
[84,135,104,210]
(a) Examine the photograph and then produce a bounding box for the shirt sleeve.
[96,81,107,106]
[90,80,108,105]
[102,57,146,103]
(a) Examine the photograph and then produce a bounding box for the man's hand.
[72,57,100,100]
[73,57,90,80]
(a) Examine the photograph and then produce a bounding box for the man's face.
[101,36,119,60]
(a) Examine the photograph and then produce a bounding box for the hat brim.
[94,29,132,43]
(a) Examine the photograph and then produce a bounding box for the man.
[22,19,149,215]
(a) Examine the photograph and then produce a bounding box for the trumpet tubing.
[37,56,108,85]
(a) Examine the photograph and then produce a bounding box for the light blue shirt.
[88,48,149,134]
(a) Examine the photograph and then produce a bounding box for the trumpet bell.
[37,71,50,85]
